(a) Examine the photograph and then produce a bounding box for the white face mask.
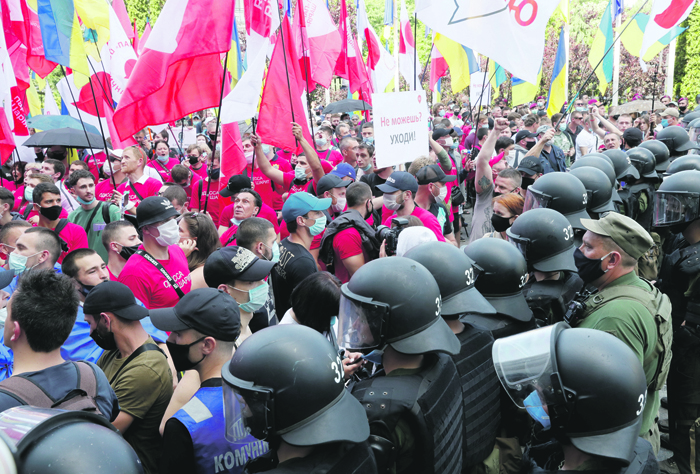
[154,219,180,247]
[433,185,447,202]
[384,193,402,211]
[443,137,454,147]
[294,166,307,181]
[244,151,254,165]
[332,197,346,213]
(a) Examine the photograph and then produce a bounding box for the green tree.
[678,4,700,100]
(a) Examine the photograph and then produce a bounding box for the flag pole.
[650,59,660,135]
[393,0,399,91]
[420,43,433,86]
[473,60,490,128]
[275,7,300,147]
[251,117,257,177]
[413,12,417,91]
[296,0,317,146]
[611,12,621,107]
[167,124,186,159]
[203,51,230,214]
[84,61,118,189]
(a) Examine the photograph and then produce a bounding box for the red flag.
[17,0,57,77]
[112,0,134,39]
[112,0,234,141]
[292,0,341,89]
[334,0,371,94]
[0,111,15,165]
[132,22,139,53]
[257,16,313,153]
[10,87,28,136]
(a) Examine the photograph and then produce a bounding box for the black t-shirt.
[250,284,278,333]
[427,202,453,236]
[360,173,387,198]
[270,238,318,317]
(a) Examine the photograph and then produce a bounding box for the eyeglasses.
[572,117,583,120]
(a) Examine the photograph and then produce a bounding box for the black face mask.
[118,243,140,261]
[574,248,610,284]
[77,280,95,298]
[47,152,66,161]
[90,323,117,351]
[189,155,200,165]
[364,202,374,220]
[491,214,512,232]
[521,176,535,191]
[526,141,536,150]
[208,168,220,180]
[39,205,62,221]
[167,338,207,372]
[680,106,687,112]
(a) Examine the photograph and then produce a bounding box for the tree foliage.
[677,4,700,101]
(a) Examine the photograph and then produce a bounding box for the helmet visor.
[653,191,700,227]
[492,324,565,410]
[506,233,530,260]
[690,127,700,154]
[337,293,389,351]
[223,379,274,443]
[523,188,550,213]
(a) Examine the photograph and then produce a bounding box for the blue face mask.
[76,195,96,206]
[261,144,271,155]
[307,214,327,236]
[156,155,169,163]
[438,110,446,117]
[559,122,566,131]
[661,119,669,127]
[363,137,374,145]
[575,107,587,113]
[524,390,551,430]
[8,251,40,275]
[262,241,280,263]
[234,282,269,313]
[24,186,34,203]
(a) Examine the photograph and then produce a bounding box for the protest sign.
[470,72,491,107]
[372,90,428,169]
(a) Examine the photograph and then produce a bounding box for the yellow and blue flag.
[488,59,508,98]
[547,27,567,117]
[434,33,479,93]
[37,0,89,75]
[226,20,245,87]
[512,70,541,107]
[74,0,110,56]
[588,0,614,94]
[619,13,685,62]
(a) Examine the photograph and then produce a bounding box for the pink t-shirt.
[282,173,312,196]
[190,162,208,180]
[147,157,180,182]
[247,166,277,209]
[55,221,89,264]
[2,180,16,192]
[190,178,229,225]
[316,149,343,166]
[95,177,127,202]
[218,202,280,233]
[333,227,369,283]
[12,186,24,211]
[383,205,446,242]
[118,245,192,309]
[166,174,202,208]
[267,158,292,211]
[19,205,69,221]
[117,177,162,209]
[220,225,238,246]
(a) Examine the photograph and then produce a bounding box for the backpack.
[0,361,103,414]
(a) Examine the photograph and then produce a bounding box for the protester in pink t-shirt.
[147,141,180,182]
[112,146,162,213]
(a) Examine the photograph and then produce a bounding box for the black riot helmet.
[626,147,659,179]
[523,172,590,230]
[681,111,700,126]
[665,155,700,175]
[653,170,700,231]
[688,118,700,154]
[493,323,648,466]
[569,167,616,215]
[222,325,370,446]
[506,208,577,273]
[570,155,622,205]
[656,126,700,158]
[603,149,640,181]
[404,241,496,319]
[639,140,671,171]
[463,238,532,322]
[338,257,460,355]
[0,406,143,474]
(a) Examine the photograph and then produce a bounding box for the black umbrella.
[323,98,372,115]
[22,127,105,149]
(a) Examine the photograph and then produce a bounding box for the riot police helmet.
[0,406,143,474]
[653,170,700,230]
[337,257,460,355]
[656,126,699,157]
[688,118,700,153]
[222,325,370,446]
[404,241,496,319]
[570,155,622,204]
[602,149,640,181]
[626,147,659,179]
[493,323,648,466]
[665,154,700,175]
[681,111,700,126]
[638,140,671,171]
[569,167,617,214]
[523,172,590,230]
[463,238,532,322]
[506,208,577,273]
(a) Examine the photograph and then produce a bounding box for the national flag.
[434,33,478,93]
[112,0,235,141]
[8,0,56,77]
[26,81,41,116]
[619,13,685,61]
[36,0,89,75]
[384,0,393,25]
[292,0,342,89]
[358,0,395,94]
[398,0,421,90]
[257,15,314,153]
[105,3,138,106]
[416,0,561,84]
[43,81,59,114]
[226,19,245,87]
[555,0,569,23]
[488,59,508,98]
[640,0,695,66]
[588,0,614,94]
[613,0,624,18]
[112,0,134,39]
[511,73,541,106]
[56,68,106,133]
[429,43,447,91]
[74,0,110,55]
[546,27,567,117]
[335,0,371,95]
[0,111,15,164]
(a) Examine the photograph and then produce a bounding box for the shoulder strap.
[75,361,98,399]
[54,218,69,235]
[128,180,144,201]
[225,232,237,246]
[109,342,164,385]
[0,374,57,407]
[151,158,171,175]
[135,250,186,299]
[197,179,203,209]
[80,202,103,233]
[22,205,32,220]
[101,201,113,224]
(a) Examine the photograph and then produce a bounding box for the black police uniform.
[522,272,584,327]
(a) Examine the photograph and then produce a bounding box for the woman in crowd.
[178,212,220,290]
[483,193,524,240]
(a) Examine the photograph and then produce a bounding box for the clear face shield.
[653,191,700,227]
[689,126,700,155]
[506,232,530,260]
[337,288,390,351]
[222,376,275,443]
[523,188,551,213]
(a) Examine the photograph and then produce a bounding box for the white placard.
[372,90,429,169]
[470,72,491,108]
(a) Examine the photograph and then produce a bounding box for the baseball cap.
[149,288,241,341]
[622,127,644,143]
[580,213,654,260]
[316,174,351,197]
[136,196,180,228]
[536,125,553,135]
[377,171,419,194]
[517,156,544,175]
[83,281,149,321]
[415,164,457,185]
[204,246,276,288]
[108,149,123,158]
[0,269,14,290]
[220,175,252,198]
[281,192,332,223]
[661,108,680,118]
[330,163,356,181]
[514,130,537,143]
[432,128,452,140]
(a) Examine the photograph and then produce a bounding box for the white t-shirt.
[575,129,599,161]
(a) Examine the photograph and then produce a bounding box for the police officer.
[403,242,501,473]
[639,140,671,172]
[151,288,264,474]
[569,166,617,219]
[664,155,700,175]
[493,323,657,473]
[655,170,700,474]
[620,147,659,232]
[656,127,700,159]
[222,325,377,473]
[603,149,641,184]
[570,154,623,209]
[506,208,583,326]
[568,212,671,454]
[337,257,463,474]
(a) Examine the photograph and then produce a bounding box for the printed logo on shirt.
[213,440,269,473]
[162,271,191,290]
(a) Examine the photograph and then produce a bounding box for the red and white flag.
[0,110,15,164]
[3,0,56,77]
[640,0,696,69]
[399,0,421,90]
[113,0,234,141]
[292,0,341,89]
[0,9,16,127]
[429,42,447,91]
[357,0,395,93]
[335,0,371,95]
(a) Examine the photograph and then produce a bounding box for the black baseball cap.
[220,175,252,198]
[316,174,351,197]
[204,246,275,288]
[622,128,643,143]
[377,171,419,194]
[514,130,537,143]
[415,164,457,185]
[432,128,452,140]
[149,288,240,341]
[517,156,544,175]
[136,196,180,228]
[83,281,149,321]
[0,269,14,290]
